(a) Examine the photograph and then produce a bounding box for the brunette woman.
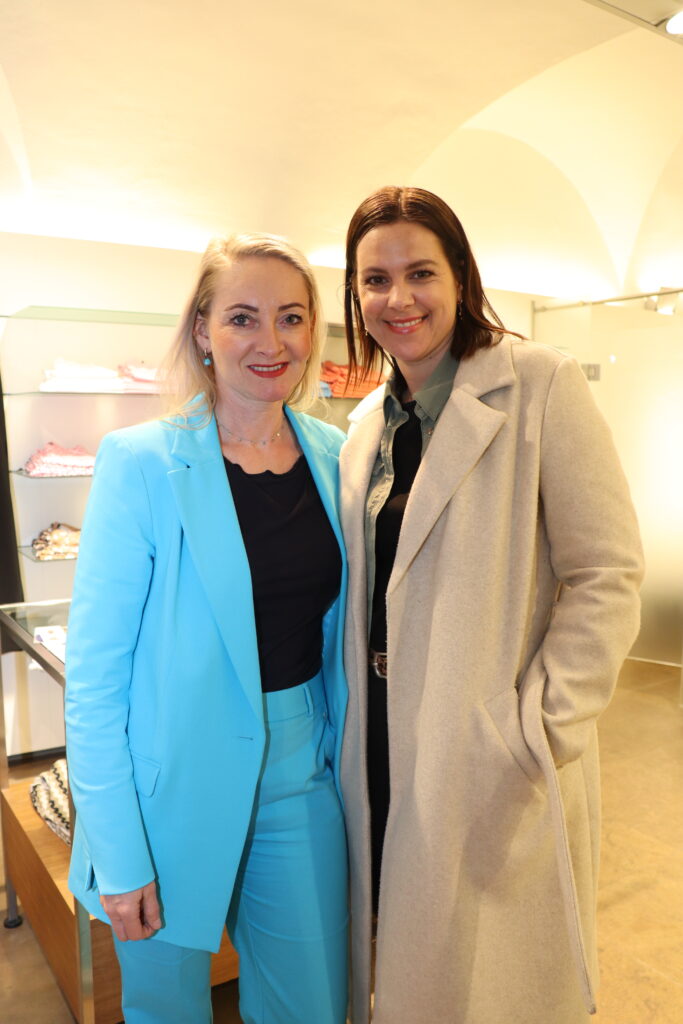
[339,187,643,1024]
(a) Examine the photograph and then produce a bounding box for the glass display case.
[0,598,99,1022]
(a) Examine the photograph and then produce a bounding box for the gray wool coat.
[339,338,644,1024]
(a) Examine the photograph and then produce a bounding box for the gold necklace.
[216,414,285,448]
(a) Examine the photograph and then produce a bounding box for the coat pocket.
[130,751,161,797]
[483,688,543,789]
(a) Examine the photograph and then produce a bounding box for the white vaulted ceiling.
[1,0,682,298]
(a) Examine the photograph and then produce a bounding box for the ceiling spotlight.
[666,11,683,33]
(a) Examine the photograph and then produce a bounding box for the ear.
[193,313,209,344]
[192,313,210,354]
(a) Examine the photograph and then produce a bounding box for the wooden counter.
[1,781,238,1023]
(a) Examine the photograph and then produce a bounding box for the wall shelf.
[19,547,78,563]
[12,470,93,479]
[2,306,180,326]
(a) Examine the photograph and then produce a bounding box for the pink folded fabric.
[23,441,96,477]
[117,364,162,392]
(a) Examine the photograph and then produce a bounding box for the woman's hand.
[100,881,162,941]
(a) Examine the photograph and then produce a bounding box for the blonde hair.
[162,233,325,423]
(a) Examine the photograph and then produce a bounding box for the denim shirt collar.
[382,349,460,426]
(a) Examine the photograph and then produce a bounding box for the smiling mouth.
[248,362,288,378]
[385,315,428,333]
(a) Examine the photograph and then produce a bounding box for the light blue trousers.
[113,672,348,1024]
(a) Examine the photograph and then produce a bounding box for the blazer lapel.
[287,408,344,559]
[167,413,262,723]
[288,409,350,683]
[389,339,516,594]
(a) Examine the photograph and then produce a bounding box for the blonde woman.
[66,235,349,1024]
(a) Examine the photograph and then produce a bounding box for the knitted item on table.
[29,758,71,845]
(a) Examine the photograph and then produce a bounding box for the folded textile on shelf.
[30,758,71,845]
[22,441,96,477]
[31,521,81,560]
[40,358,121,392]
[118,363,163,392]
[320,360,385,398]
[39,358,161,393]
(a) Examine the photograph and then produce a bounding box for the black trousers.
[367,671,390,915]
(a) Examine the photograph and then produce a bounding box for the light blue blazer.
[65,405,348,953]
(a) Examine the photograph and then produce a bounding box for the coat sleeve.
[65,431,156,895]
[535,355,644,766]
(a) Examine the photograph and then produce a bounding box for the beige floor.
[1,658,681,1023]
[594,660,683,1023]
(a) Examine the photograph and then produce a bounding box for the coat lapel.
[341,391,386,554]
[340,393,385,680]
[167,412,263,722]
[389,339,516,594]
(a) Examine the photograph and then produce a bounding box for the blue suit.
[65,406,348,970]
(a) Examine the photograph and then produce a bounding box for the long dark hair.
[344,186,516,378]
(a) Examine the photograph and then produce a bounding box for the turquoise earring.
[203,350,212,367]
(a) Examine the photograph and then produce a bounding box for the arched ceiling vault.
[1,0,681,299]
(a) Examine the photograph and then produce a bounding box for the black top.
[369,401,422,652]
[224,454,342,692]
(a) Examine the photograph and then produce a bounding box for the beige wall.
[0,230,536,340]
[534,300,683,666]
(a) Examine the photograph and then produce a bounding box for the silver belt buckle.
[369,650,388,679]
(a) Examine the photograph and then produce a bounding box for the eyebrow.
[223,302,306,313]
[361,259,439,273]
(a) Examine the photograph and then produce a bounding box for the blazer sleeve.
[534,355,644,766]
[65,432,157,895]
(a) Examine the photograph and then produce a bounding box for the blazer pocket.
[84,860,97,892]
[484,688,543,789]
[130,751,161,797]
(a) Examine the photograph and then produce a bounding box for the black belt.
[369,649,388,679]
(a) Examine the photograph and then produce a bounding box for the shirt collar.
[383,350,460,424]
